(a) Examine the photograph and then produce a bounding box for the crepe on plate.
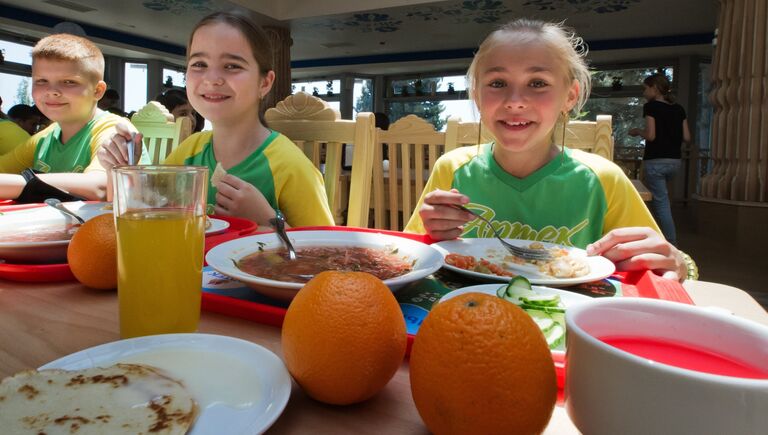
[0,363,198,435]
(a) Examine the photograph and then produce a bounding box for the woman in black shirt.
[629,74,690,245]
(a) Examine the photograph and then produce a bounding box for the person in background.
[31,105,51,131]
[405,19,687,281]
[0,97,7,119]
[98,11,334,228]
[629,73,690,246]
[0,113,31,155]
[0,33,135,200]
[156,88,198,132]
[8,104,39,135]
[97,88,122,113]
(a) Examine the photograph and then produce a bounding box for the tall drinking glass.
[113,165,208,338]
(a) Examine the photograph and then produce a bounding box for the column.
[701,0,768,202]
[263,26,292,112]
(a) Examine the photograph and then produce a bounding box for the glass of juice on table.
[113,165,208,338]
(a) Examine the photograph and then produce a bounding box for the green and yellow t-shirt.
[404,144,661,248]
[0,111,124,174]
[0,119,30,155]
[164,130,335,227]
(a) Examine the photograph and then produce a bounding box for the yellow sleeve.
[403,151,464,234]
[266,135,335,227]
[85,113,128,173]
[0,127,49,174]
[572,150,662,235]
[0,121,31,155]
[163,132,211,165]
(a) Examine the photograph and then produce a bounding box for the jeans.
[643,158,681,245]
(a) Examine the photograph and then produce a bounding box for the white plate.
[206,218,230,236]
[439,283,591,353]
[205,230,444,301]
[39,333,291,435]
[0,202,113,263]
[432,238,615,286]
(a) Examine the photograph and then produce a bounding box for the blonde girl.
[405,19,686,280]
[99,11,334,228]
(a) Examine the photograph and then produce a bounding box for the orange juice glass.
[113,165,208,338]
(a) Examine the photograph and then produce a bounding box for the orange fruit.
[281,271,407,405]
[410,292,556,435]
[67,214,117,290]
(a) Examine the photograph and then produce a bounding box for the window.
[353,78,373,116]
[385,74,473,131]
[0,73,32,110]
[292,79,341,99]
[162,67,186,88]
[0,40,33,65]
[124,62,148,113]
[585,65,674,178]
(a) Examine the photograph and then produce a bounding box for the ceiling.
[0,0,718,77]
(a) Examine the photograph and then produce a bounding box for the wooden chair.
[371,115,446,230]
[130,101,192,164]
[265,92,375,227]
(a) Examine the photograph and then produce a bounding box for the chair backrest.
[131,101,192,164]
[372,115,446,230]
[371,114,614,231]
[265,92,375,227]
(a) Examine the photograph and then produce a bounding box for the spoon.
[269,210,296,261]
[44,198,85,224]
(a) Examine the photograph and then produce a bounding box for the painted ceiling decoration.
[142,0,215,15]
[522,0,641,14]
[308,0,641,34]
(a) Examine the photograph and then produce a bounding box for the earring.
[560,111,569,157]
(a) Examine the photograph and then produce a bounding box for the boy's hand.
[418,188,475,241]
[213,174,276,227]
[97,122,142,170]
[586,227,686,282]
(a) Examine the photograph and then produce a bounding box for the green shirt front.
[0,111,125,174]
[405,144,660,248]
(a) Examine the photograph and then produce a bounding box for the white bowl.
[205,230,444,301]
[0,202,112,263]
[565,298,768,435]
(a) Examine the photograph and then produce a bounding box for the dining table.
[1,276,765,434]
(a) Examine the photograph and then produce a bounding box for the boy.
[0,34,128,201]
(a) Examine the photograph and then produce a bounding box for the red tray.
[0,215,257,283]
[200,226,693,390]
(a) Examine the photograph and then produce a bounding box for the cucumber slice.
[519,303,565,314]
[496,284,507,298]
[528,311,556,333]
[520,294,561,307]
[502,276,535,302]
[545,324,565,349]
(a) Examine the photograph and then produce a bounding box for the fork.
[454,204,552,261]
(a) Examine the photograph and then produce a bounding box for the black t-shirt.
[642,100,687,160]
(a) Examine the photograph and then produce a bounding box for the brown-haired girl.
[99,11,334,228]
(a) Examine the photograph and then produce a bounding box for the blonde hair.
[32,34,105,83]
[467,19,591,117]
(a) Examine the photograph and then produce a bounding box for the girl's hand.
[586,227,686,282]
[97,122,142,170]
[214,174,276,227]
[418,188,475,241]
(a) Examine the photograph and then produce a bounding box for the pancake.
[210,162,227,187]
[0,363,198,434]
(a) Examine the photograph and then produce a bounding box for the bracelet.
[678,249,699,281]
